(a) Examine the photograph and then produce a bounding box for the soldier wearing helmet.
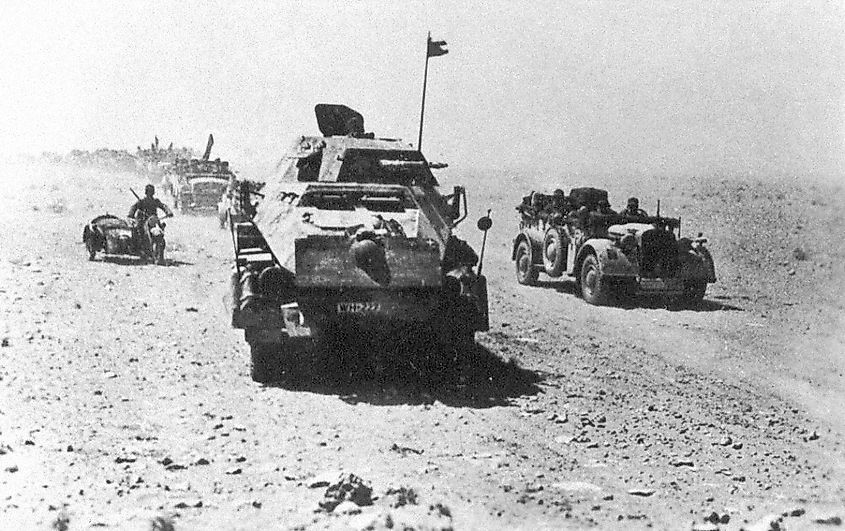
[595,198,617,216]
[129,184,174,220]
[619,197,648,218]
[128,184,173,258]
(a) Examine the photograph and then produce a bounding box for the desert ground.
[1,161,843,530]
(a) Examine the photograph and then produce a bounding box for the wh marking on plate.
[336,302,381,314]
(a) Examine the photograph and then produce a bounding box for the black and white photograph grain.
[1,1,843,529]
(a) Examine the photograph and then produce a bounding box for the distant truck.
[512,187,716,305]
[164,134,234,214]
[228,104,492,383]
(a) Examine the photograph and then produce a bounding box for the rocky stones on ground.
[318,473,374,512]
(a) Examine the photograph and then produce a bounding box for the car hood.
[607,222,655,238]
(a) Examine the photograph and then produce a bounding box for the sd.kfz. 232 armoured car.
[228,105,492,383]
[513,187,715,305]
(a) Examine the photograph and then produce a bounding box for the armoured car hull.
[228,105,490,383]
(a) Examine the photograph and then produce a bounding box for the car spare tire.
[542,227,568,277]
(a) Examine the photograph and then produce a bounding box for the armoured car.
[512,187,715,305]
[228,104,491,382]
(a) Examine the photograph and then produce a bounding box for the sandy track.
[1,163,843,530]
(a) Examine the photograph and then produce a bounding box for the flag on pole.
[427,37,448,58]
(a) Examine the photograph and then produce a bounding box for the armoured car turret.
[228,105,491,383]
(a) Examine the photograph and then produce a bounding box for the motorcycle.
[83,213,169,265]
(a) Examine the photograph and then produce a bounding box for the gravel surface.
[1,163,843,530]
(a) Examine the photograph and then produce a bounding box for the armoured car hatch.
[315,104,366,137]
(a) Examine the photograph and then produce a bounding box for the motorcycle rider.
[128,184,173,258]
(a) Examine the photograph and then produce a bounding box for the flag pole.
[417,32,431,152]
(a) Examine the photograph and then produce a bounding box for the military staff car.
[512,187,715,305]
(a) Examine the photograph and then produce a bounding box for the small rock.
[718,436,733,446]
[4,465,19,473]
[185,307,199,312]
[746,513,783,531]
[333,500,362,515]
[194,458,210,466]
[813,515,842,525]
[627,488,654,497]
[225,467,242,475]
[786,508,805,517]
[115,456,136,464]
[787,268,796,276]
[174,499,203,509]
[808,431,820,441]
[692,523,719,531]
[319,473,373,512]
[150,515,175,531]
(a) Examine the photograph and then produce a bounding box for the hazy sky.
[2,1,842,180]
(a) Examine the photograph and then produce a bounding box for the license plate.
[336,301,382,314]
[639,278,682,291]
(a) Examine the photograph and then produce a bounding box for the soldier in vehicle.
[619,196,648,218]
[128,184,173,255]
[595,199,617,216]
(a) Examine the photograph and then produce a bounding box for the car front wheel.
[515,240,538,286]
[580,254,609,305]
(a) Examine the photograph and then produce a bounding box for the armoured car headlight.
[444,275,462,295]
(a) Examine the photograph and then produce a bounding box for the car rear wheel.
[515,240,538,285]
[682,280,706,305]
[85,239,97,261]
[580,254,609,305]
[542,227,567,277]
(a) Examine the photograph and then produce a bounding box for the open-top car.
[512,187,716,305]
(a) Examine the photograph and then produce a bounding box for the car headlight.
[620,234,637,253]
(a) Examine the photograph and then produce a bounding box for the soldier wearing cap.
[595,198,617,216]
[619,197,648,218]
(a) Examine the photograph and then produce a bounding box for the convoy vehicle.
[165,134,235,214]
[83,213,168,265]
[512,187,715,305]
[228,104,491,383]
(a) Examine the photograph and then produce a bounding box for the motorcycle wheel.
[85,238,97,261]
[152,238,165,265]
